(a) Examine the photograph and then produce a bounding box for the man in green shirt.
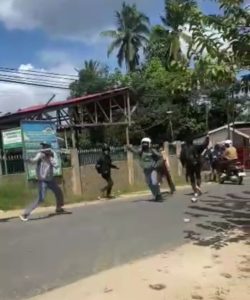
[128,137,163,202]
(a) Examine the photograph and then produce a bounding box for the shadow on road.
[132,192,172,203]
[184,189,250,250]
[29,211,72,221]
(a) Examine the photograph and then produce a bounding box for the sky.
[0,0,223,113]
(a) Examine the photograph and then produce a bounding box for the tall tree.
[149,0,196,66]
[70,60,110,97]
[101,2,150,72]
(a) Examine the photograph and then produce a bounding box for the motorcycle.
[218,161,246,185]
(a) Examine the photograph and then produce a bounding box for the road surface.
[0,182,249,300]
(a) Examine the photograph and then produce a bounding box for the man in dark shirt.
[96,144,119,198]
[180,135,209,202]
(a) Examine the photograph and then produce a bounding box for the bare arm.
[151,148,162,159]
[111,163,119,169]
[27,152,44,164]
[196,136,210,154]
[127,145,141,156]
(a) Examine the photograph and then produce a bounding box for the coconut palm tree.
[101,2,150,72]
[153,0,197,65]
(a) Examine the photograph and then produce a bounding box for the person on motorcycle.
[220,140,238,174]
[127,138,163,202]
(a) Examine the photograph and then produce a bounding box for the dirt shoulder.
[29,230,250,300]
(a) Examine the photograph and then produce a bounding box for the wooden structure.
[0,87,134,147]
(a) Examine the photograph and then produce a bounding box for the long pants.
[144,169,161,199]
[186,164,201,190]
[101,173,114,197]
[24,179,64,216]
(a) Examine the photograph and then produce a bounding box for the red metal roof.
[16,87,128,114]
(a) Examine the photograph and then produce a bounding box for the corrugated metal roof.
[0,87,129,124]
[17,87,128,114]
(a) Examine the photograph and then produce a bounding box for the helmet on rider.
[141,137,152,151]
[224,140,232,148]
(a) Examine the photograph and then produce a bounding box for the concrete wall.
[80,160,130,199]
[76,155,184,200]
[0,149,185,207]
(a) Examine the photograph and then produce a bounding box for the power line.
[0,68,77,81]
[0,66,78,79]
[0,77,70,90]
[0,73,71,86]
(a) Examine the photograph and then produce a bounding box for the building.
[194,122,250,168]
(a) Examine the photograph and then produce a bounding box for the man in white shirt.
[20,142,64,221]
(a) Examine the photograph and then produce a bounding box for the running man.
[20,142,65,221]
[95,144,119,199]
[180,135,210,202]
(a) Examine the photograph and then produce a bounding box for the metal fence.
[78,147,127,166]
[1,153,25,175]
[0,150,71,175]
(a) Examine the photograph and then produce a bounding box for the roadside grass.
[0,174,186,211]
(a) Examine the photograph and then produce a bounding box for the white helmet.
[224,139,232,146]
[141,137,152,145]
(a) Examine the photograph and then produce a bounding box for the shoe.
[106,195,115,199]
[191,193,198,203]
[19,214,29,222]
[196,186,202,196]
[155,194,164,202]
[55,208,66,214]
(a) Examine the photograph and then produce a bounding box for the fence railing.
[0,144,179,175]
[0,150,71,175]
[1,153,25,175]
[78,147,127,166]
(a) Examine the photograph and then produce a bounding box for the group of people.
[95,138,176,202]
[207,139,238,180]
[19,135,239,221]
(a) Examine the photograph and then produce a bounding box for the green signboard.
[2,128,22,150]
[21,121,62,180]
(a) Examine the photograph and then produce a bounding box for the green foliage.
[146,0,196,67]
[70,60,112,97]
[68,1,250,145]
[101,2,150,72]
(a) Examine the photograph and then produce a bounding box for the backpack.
[95,161,102,174]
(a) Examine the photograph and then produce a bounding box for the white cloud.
[0,0,162,42]
[0,62,77,113]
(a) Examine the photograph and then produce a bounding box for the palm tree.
[83,60,102,74]
[101,2,150,72]
[153,0,197,65]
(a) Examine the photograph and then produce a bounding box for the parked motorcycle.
[218,161,246,184]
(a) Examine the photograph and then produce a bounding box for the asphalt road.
[0,181,250,300]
